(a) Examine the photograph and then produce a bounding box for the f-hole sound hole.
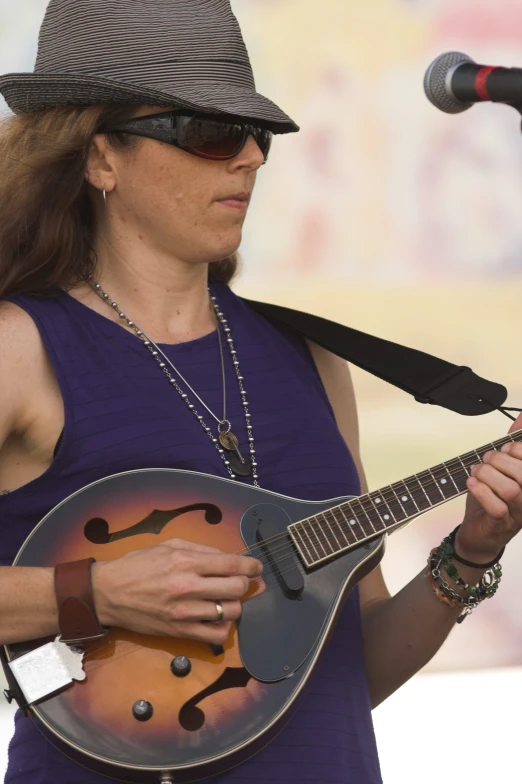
[179,667,252,732]
[84,503,222,544]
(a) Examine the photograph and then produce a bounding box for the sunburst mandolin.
[3,428,519,783]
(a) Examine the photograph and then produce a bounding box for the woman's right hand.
[91,538,263,645]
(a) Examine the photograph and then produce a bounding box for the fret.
[424,468,446,502]
[338,503,365,539]
[309,516,332,557]
[329,507,359,546]
[349,497,375,536]
[427,465,455,500]
[441,462,460,493]
[460,451,478,470]
[320,510,344,551]
[313,514,336,555]
[366,492,392,531]
[357,497,380,534]
[384,485,409,521]
[290,523,313,564]
[474,445,491,462]
[441,457,469,494]
[411,474,433,509]
[404,477,430,511]
[299,520,322,561]
[390,480,421,518]
[461,451,479,483]
[455,456,473,490]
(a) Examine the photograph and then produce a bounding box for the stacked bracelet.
[427,528,503,623]
[449,524,505,570]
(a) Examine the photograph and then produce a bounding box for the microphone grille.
[424,51,476,114]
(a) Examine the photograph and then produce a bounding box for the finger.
[163,538,222,554]
[197,552,263,579]
[174,620,233,645]
[197,575,255,600]
[483,450,522,483]
[508,412,522,435]
[470,463,522,504]
[169,599,242,623]
[500,442,522,456]
[467,477,509,520]
[203,600,243,623]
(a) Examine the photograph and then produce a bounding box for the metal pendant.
[228,452,253,477]
[219,431,240,451]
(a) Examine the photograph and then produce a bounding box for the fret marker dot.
[375,498,381,504]
[349,519,356,526]
[401,496,409,503]
[384,514,390,521]
[440,479,447,485]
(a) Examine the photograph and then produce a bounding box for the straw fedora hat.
[0,0,298,134]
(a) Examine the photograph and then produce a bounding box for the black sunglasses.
[103,111,273,162]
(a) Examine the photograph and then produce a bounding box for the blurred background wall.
[1,1,522,781]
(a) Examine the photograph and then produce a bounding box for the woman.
[1,2,521,783]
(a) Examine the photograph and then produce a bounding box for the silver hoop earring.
[102,188,107,205]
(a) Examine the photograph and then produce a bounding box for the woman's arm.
[0,303,62,643]
[307,341,520,708]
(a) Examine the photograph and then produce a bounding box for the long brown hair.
[0,104,238,299]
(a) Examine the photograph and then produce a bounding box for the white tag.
[9,636,86,705]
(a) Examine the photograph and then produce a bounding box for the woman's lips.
[217,198,249,210]
[216,192,251,210]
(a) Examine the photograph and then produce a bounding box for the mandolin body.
[3,468,384,783]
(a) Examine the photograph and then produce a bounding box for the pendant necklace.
[89,281,259,487]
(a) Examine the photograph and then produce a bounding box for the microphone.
[424,51,522,114]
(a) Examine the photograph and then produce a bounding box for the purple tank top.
[2,282,382,784]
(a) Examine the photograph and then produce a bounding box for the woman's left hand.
[457,414,522,563]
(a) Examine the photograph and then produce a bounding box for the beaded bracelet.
[426,569,464,610]
[449,524,505,570]
[435,533,503,600]
[427,543,502,623]
[428,550,480,623]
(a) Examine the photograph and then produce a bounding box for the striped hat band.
[0,0,298,134]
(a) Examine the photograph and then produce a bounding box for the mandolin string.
[244,468,470,566]
[78,516,411,670]
[232,470,475,563]
[229,431,521,563]
[227,431,520,560]
[250,431,519,576]
[77,432,522,667]
[79,502,470,669]
[77,484,492,671]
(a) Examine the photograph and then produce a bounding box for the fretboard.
[289,428,522,568]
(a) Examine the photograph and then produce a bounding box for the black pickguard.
[239,503,381,682]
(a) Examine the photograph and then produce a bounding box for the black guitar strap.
[242,298,508,417]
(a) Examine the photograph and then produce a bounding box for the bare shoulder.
[0,300,45,369]
[0,301,48,437]
[306,340,359,452]
[306,340,391,606]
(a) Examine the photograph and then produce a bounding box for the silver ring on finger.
[214,601,225,623]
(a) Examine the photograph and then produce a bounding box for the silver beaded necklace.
[89,281,259,487]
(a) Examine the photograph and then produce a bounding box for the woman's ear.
[84,134,117,193]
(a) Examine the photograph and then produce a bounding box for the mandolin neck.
[289,428,522,568]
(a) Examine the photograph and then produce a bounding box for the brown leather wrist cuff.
[54,558,107,645]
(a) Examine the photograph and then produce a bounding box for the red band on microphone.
[475,66,497,101]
